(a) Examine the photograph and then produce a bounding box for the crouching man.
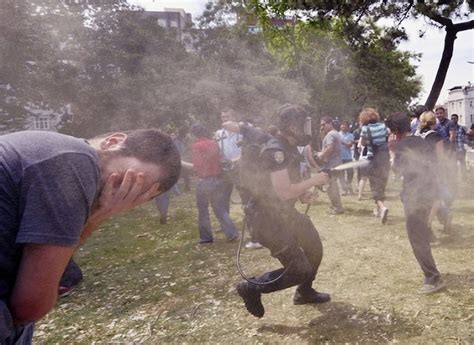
[0,129,181,343]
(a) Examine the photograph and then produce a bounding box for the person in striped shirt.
[359,108,390,224]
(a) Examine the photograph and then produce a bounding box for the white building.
[25,104,71,132]
[446,82,474,129]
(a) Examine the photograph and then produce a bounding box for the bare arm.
[270,169,328,201]
[318,141,336,162]
[10,244,74,324]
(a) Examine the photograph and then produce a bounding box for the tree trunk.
[424,27,456,110]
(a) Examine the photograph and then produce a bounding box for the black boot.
[236,282,265,318]
[293,287,330,305]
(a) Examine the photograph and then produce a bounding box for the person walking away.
[190,123,239,244]
[386,113,445,294]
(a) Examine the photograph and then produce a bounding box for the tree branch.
[453,19,474,33]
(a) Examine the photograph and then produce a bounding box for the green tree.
[247,0,474,110]
[0,0,84,132]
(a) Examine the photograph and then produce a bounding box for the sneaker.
[328,208,344,215]
[245,241,263,249]
[236,282,264,318]
[418,279,446,294]
[380,207,389,224]
[198,239,214,244]
[373,207,380,217]
[293,288,331,305]
[58,286,74,298]
[160,216,168,225]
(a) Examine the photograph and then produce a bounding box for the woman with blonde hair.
[418,111,451,232]
[359,108,390,224]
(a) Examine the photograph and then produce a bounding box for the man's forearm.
[78,211,108,247]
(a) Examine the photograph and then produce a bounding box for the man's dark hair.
[385,113,411,134]
[121,129,181,193]
[189,123,212,139]
[277,104,308,132]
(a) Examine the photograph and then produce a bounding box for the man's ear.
[99,133,128,151]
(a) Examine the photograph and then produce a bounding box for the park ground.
[36,173,473,343]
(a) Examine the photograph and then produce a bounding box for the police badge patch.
[274,151,285,163]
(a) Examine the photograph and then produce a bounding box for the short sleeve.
[17,153,99,246]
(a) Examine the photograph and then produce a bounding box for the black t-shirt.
[392,135,438,206]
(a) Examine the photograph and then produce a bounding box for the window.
[35,116,50,130]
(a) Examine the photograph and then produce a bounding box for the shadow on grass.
[258,301,423,342]
[443,271,474,291]
[433,224,474,250]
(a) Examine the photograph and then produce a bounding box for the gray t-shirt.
[0,131,100,340]
[322,129,342,169]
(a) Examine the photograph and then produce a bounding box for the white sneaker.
[373,207,380,217]
[380,207,389,224]
[245,241,263,250]
[418,279,446,294]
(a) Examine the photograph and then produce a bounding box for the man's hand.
[311,172,329,186]
[94,170,160,221]
[80,170,160,244]
[299,190,318,204]
[222,121,240,133]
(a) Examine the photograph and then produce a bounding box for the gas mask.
[292,116,312,146]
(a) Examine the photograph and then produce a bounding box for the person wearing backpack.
[386,113,445,294]
[359,108,390,224]
[223,104,330,318]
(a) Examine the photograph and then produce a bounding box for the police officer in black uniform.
[223,104,330,318]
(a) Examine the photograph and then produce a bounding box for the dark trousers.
[245,205,323,294]
[404,203,441,285]
[368,150,390,202]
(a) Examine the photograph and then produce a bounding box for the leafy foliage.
[246,0,474,110]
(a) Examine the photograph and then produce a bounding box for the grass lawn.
[35,172,473,343]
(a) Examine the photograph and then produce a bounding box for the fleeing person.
[359,108,390,224]
[224,104,330,318]
[386,113,445,294]
[190,123,239,244]
[0,129,181,344]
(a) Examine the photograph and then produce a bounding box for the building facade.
[446,83,474,129]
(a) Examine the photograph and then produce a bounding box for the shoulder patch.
[274,151,285,163]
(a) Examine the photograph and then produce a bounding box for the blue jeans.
[195,176,239,241]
